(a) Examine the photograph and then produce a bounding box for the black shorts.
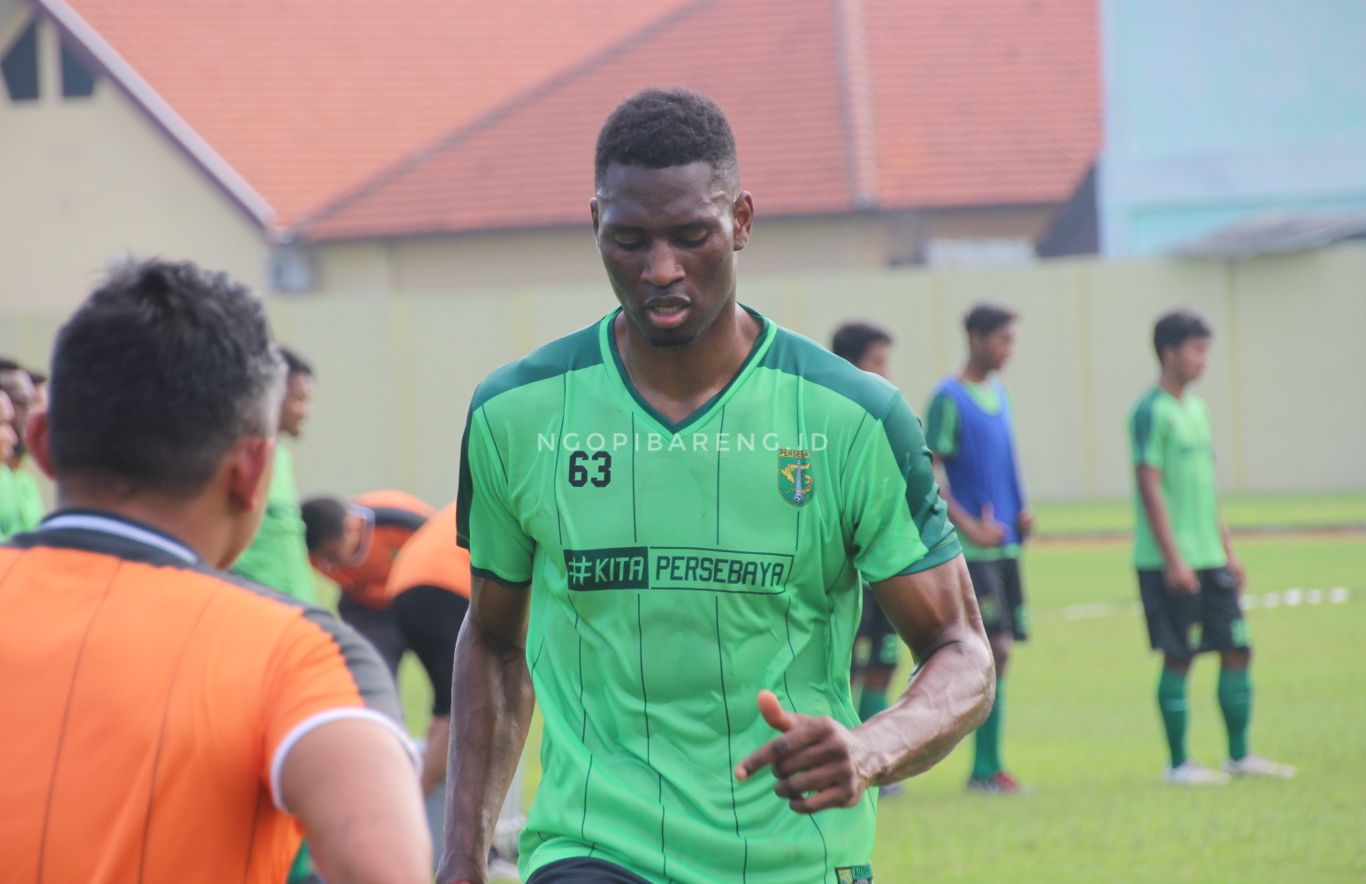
[1138,566,1250,659]
[853,585,900,672]
[391,584,469,717]
[337,595,407,678]
[967,558,1029,641]
[526,858,649,883]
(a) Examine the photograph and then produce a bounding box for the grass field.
[397,499,1366,883]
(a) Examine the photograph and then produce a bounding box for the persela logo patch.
[835,864,873,884]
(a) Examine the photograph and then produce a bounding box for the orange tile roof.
[61,0,691,226]
[305,0,1099,241]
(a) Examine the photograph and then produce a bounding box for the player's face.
[592,161,753,348]
[1170,336,1211,383]
[0,370,35,458]
[975,322,1017,372]
[0,393,16,464]
[856,341,892,379]
[279,373,313,439]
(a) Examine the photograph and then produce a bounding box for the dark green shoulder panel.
[761,326,898,416]
[471,319,604,410]
[1130,387,1164,451]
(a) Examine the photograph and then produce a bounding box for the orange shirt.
[0,512,412,883]
[315,491,434,610]
[387,503,471,600]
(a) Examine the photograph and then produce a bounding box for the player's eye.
[611,233,644,250]
[675,229,709,248]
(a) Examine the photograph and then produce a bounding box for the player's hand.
[1016,508,1035,540]
[734,690,872,814]
[1227,556,1247,591]
[1163,559,1200,594]
[965,503,1008,547]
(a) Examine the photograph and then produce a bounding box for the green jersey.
[231,443,317,603]
[459,307,960,884]
[0,468,19,539]
[1128,387,1226,570]
[10,466,45,532]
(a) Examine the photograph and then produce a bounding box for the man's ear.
[732,191,754,251]
[590,197,601,236]
[226,436,275,513]
[27,410,56,478]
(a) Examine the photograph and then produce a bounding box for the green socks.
[971,676,1005,780]
[858,687,888,722]
[1157,667,1189,768]
[1218,666,1253,761]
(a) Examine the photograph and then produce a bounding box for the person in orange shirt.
[0,259,430,883]
[303,490,433,677]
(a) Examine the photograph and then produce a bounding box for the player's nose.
[642,241,684,287]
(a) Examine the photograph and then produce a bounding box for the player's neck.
[960,359,992,384]
[615,303,760,420]
[55,483,234,566]
[1158,371,1187,400]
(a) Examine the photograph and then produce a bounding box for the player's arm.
[1217,513,1246,589]
[281,719,432,884]
[439,403,537,884]
[437,576,534,884]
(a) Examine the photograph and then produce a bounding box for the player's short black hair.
[831,322,893,365]
[47,259,283,497]
[595,88,739,192]
[0,358,46,388]
[964,303,1018,338]
[0,358,20,374]
[1153,309,1213,359]
[279,346,313,378]
[301,496,347,551]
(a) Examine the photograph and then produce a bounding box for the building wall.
[0,13,267,311]
[306,207,1050,297]
[1099,0,1366,255]
[15,245,1358,508]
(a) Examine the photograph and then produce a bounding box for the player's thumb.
[756,689,794,732]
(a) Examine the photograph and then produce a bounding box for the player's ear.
[226,436,275,513]
[590,198,601,236]
[732,191,754,252]
[26,409,56,478]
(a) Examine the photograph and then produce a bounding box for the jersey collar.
[599,303,777,437]
[37,510,200,564]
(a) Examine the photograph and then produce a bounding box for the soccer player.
[924,304,1032,794]
[1130,310,1295,785]
[0,259,429,882]
[302,490,435,676]
[438,88,994,884]
[0,389,21,537]
[830,322,906,793]
[232,346,317,603]
[0,359,43,536]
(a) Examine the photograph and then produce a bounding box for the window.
[2,19,38,102]
[59,35,95,97]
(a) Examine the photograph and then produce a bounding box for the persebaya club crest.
[778,448,815,507]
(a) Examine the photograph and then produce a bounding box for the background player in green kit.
[924,304,1033,795]
[1130,310,1295,785]
[438,89,995,884]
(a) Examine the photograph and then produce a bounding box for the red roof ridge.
[294,0,715,240]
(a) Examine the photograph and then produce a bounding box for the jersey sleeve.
[1130,397,1168,469]
[259,610,416,811]
[847,392,962,583]
[457,403,534,588]
[922,390,959,457]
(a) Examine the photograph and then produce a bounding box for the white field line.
[1059,587,1354,621]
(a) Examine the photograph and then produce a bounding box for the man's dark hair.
[1153,309,1213,359]
[595,88,739,192]
[301,496,347,552]
[831,322,893,365]
[280,346,313,378]
[964,303,1018,338]
[0,358,20,374]
[48,259,282,497]
[0,358,46,388]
